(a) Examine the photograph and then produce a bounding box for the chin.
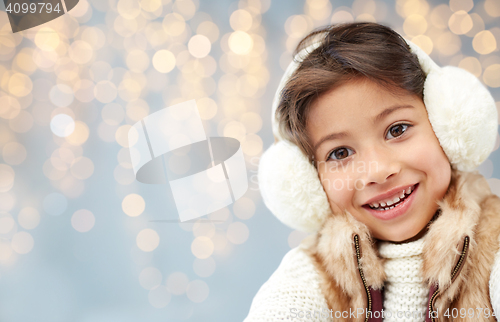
[382,227,426,243]
[386,235,414,243]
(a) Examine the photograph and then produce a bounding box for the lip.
[362,183,419,221]
[363,183,417,206]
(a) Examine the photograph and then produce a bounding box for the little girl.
[245,22,500,322]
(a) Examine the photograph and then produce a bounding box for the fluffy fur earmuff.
[406,41,498,173]
[259,38,498,233]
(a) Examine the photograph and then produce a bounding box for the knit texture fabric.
[378,237,427,322]
[489,234,500,316]
[243,243,332,322]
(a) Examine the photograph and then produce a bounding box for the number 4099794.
[443,308,496,319]
[5,1,61,14]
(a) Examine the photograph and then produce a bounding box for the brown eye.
[335,148,348,159]
[386,124,410,139]
[327,147,353,161]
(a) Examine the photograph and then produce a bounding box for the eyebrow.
[312,104,415,153]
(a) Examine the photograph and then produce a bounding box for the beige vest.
[303,169,500,322]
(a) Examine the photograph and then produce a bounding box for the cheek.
[405,130,451,194]
[318,172,355,210]
[409,131,450,172]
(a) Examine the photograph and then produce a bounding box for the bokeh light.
[228,31,253,55]
[0,240,13,261]
[186,280,209,303]
[74,79,95,103]
[71,209,96,232]
[136,228,160,252]
[94,80,118,103]
[226,222,249,245]
[65,121,90,146]
[139,267,163,290]
[18,207,40,230]
[0,95,21,120]
[458,56,482,77]
[188,35,211,58]
[448,10,473,35]
[484,0,500,17]
[50,114,75,137]
[126,50,150,73]
[473,30,497,54]
[196,97,218,120]
[101,103,125,125]
[148,285,171,308]
[232,197,255,220]
[34,27,60,52]
[2,142,27,165]
[230,9,253,31]
[11,231,34,254]
[0,213,15,234]
[166,271,189,295]
[483,64,500,88]
[404,14,427,36]
[50,84,74,108]
[152,50,177,73]
[70,157,94,180]
[191,236,214,259]
[0,164,15,192]
[192,220,215,238]
[8,73,33,97]
[122,193,145,217]
[0,193,15,212]
[68,40,93,65]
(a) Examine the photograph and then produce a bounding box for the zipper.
[450,236,469,283]
[354,234,371,322]
[429,287,439,322]
[428,236,470,322]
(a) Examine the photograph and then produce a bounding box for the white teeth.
[368,185,416,210]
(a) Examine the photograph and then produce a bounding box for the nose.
[361,146,401,187]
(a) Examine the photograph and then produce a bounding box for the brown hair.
[275,22,426,162]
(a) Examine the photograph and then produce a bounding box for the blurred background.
[0,0,499,321]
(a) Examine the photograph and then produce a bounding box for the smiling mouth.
[364,183,418,211]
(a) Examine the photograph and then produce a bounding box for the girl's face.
[306,77,451,242]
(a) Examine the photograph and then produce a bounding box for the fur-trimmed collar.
[303,168,495,314]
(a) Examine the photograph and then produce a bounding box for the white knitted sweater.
[378,238,427,322]
[244,236,500,322]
